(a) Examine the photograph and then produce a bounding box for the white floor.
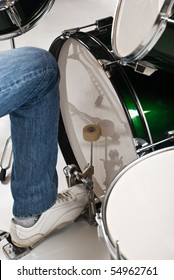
[0,0,118,260]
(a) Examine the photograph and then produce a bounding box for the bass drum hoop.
[49,31,154,168]
[0,0,55,40]
[49,31,145,198]
[111,0,174,63]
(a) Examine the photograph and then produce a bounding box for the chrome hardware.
[63,164,79,188]
[62,16,113,37]
[134,138,150,155]
[103,59,157,76]
[0,0,24,34]
[136,131,174,154]
[0,0,15,11]
[115,240,122,260]
[134,138,148,147]
[95,212,104,238]
[63,163,97,224]
[134,61,158,76]
[0,230,30,259]
[63,22,97,36]
[6,6,23,33]
[3,241,30,260]
[166,17,174,24]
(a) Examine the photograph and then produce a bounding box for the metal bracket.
[134,61,158,76]
[0,230,30,260]
[62,16,113,37]
[7,6,23,33]
[0,0,24,34]
[103,59,158,76]
[136,130,174,154]
[0,0,15,11]
[63,164,97,225]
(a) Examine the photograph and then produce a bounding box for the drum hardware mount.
[63,163,98,225]
[134,61,157,76]
[62,17,113,37]
[0,0,24,34]
[103,60,158,76]
[136,130,174,154]
[161,15,174,24]
[0,0,15,11]
[98,59,112,78]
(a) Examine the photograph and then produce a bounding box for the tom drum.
[102,147,174,259]
[0,0,54,39]
[112,0,174,73]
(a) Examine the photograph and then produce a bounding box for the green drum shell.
[122,66,174,146]
[146,15,174,73]
[90,21,174,148]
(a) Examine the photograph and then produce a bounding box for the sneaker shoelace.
[57,191,73,202]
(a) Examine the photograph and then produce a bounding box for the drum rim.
[102,145,174,259]
[0,0,55,40]
[56,34,139,197]
[111,0,174,63]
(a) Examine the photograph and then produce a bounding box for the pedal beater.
[82,124,101,223]
[63,124,101,224]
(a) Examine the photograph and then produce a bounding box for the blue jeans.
[0,47,60,218]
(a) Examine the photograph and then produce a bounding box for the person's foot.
[10,184,88,248]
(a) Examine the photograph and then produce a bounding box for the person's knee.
[17,47,59,79]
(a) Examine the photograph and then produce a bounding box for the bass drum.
[0,0,54,40]
[49,23,174,198]
[102,147,174,260]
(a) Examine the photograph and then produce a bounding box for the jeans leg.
[0,47,60,217]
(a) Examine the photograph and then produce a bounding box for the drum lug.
[136,130,174,154]
[98,59,112,78]
[134,61,158,76]
[0,1,23,34]
[134,138,150,155]
[7,6,23,33]
[62,28,80,37]
[104,60,158,76]
[0,0,15,11]
[63,23,97,37]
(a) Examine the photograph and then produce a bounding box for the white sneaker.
[10,184,88,248]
